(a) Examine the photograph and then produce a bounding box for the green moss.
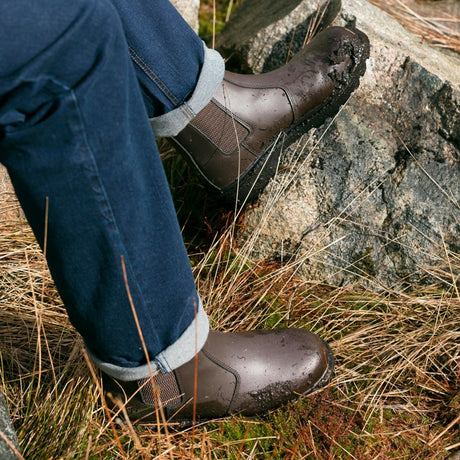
[208,418,279,459]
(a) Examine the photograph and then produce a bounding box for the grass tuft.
[0,1,458,458]
[1,161,459,457]
[367,0,460,54]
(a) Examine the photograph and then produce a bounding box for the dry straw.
[368,0,460,53]
[0,1,459,457]
[1,124,459,457]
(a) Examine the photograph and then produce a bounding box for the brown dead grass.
[0,200,458,458]
[364,0,459,53]
[0,0,459,458]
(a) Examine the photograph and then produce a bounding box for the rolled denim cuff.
[150,43,225,137]
[88,298,209,380]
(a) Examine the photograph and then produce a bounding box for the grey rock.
[448,451,460,460]
[224,0,460,288]
[170,0,200,32]
[217,0,342,73]
[0,391,20,459]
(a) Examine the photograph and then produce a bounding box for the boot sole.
[221,28,370,205]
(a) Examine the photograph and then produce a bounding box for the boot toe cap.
[202,329,333,416]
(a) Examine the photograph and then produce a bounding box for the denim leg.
[109,0,204,117]
[0,0,208,376]
[110,0,225,136]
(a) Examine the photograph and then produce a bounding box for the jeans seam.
[128,45,195,119]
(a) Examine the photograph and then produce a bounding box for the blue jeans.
[0,0,224,379]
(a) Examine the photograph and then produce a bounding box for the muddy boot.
[171,26,370,204]
[103,328,334,425]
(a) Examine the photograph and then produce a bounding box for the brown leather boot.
[170,26,370,204]
[102,328,334,425]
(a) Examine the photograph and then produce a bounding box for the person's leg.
[0,0,335,423]
[109,0,225,137]
[0,0,208,376]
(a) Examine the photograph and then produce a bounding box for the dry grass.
[0,170,459,458]
[368,0,460,54]
[0,0,459,458]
